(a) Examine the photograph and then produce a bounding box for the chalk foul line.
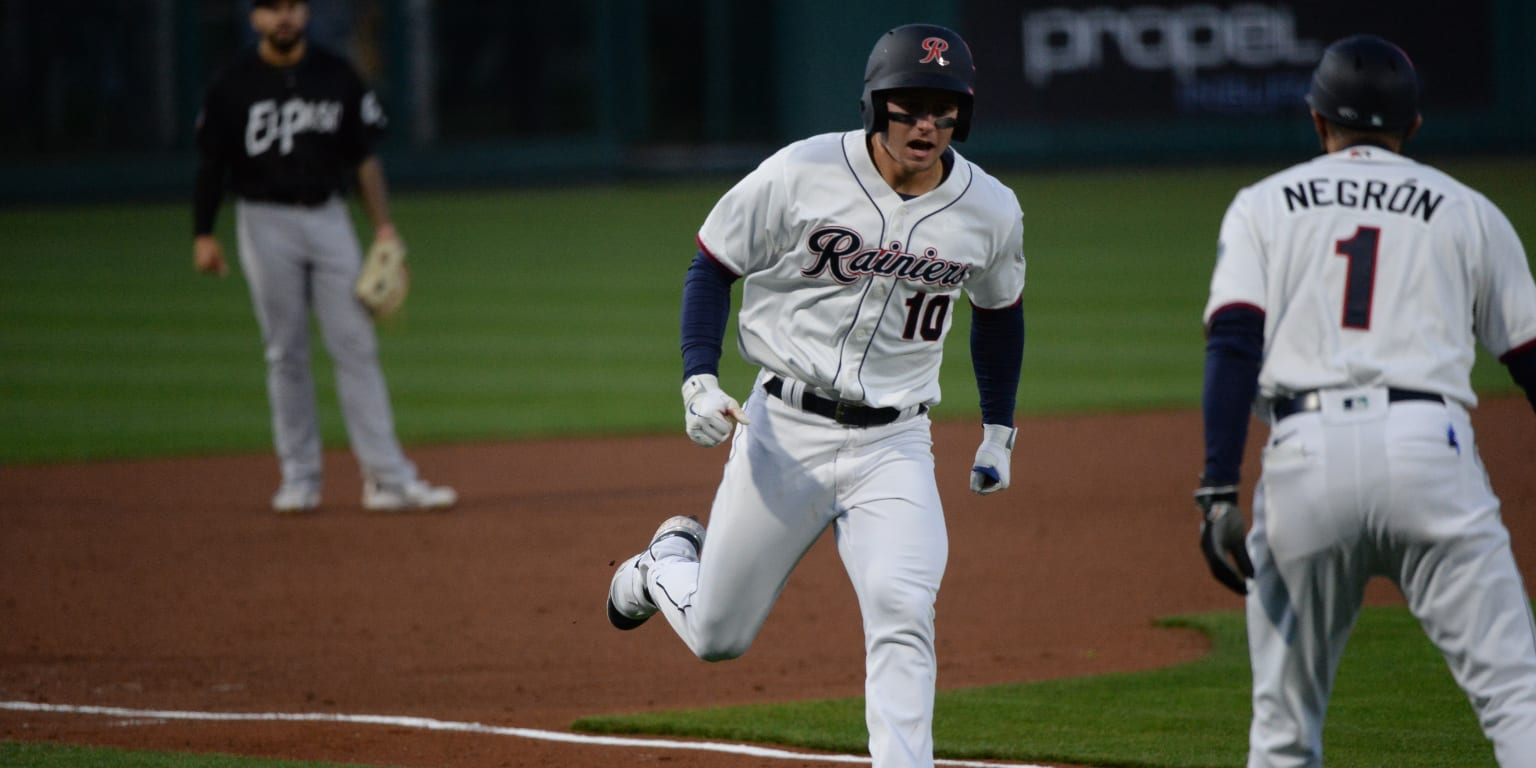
[0,701,1050,768]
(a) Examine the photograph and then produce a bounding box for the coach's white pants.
[1246,387,1536,767]
[650,377,947,768]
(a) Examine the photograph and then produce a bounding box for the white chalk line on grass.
[0,701,1050,768]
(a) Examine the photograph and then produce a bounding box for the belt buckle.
[833,401,852,424]
[1300,391,1322,412]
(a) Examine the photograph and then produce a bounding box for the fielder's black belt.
[246,190,335,207]
[1272,387,1443,421]
[763,376,920,427]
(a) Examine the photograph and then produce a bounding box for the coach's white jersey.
[1205,145,1536,409]
[698,130,1025,410]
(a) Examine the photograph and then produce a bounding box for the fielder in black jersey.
[192,0,455,514]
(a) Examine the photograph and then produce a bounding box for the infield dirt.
[3,398,1533,767]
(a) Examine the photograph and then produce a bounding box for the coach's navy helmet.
[861,24,976,141]
[1306,34,1419,132]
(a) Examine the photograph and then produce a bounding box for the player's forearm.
[680,251,736,379]
[192,157,225,237]
[355,156,394,236]
[970,300,1024,427]
[1201,306,1264,484]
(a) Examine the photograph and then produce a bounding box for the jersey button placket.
[841,280,884,395]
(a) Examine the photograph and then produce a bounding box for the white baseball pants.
[650,376,948,768]
[1246,386,1536,767]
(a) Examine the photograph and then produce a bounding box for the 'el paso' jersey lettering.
[698,131,1026,410]
[195,46,385,203]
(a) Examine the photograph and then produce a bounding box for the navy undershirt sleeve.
[1202,306,1265,485]
[970,301,1024,427]
[680,251,738,380]
[1501,340,1536,414]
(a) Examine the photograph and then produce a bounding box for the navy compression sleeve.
[1201,305,1264,485]
[971,301,1024,427]
[1501,340,1536,414]
[680,251,738,380]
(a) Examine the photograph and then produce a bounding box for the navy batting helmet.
[1305,34,1419,132]
[861,24,976,142]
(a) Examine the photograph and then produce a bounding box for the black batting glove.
[1193,483,1255,596]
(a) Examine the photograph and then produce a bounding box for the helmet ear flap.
[860,94,890,135]
[951,97,973,142]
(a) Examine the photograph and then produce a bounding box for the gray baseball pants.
[235,197,416,489]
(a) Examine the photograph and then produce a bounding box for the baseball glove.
[356,237,409,319]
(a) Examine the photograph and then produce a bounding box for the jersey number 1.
[1334,225,1379,330]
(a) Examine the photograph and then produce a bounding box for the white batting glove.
[969,423,1017,495]
[681,374,750,447]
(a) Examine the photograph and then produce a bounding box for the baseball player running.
[192,0,455,514]
[1197,34,1536,766]
[605,24,1025,768]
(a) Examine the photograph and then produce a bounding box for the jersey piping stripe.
[1205,301,1266,333]
[854,163,977,399]
[693,236,742,279]
[1498,335,1536,363]
[831,137,889,399]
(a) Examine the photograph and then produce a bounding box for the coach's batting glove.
[681,374,750,448]
[1193,483,1255,596]
[969,424,1017,495]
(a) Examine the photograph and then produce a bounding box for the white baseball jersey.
[1205,146,1536,766]
[698,130,1026,409]
[1205,145,1536,408]
[649,129,1024,768]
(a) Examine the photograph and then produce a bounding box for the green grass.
[3,159,1530,464]
[2,160,1530,767]
[575,606,1497,768]
[6,606,1500,767]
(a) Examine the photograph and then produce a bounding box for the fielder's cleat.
[606,515,706,630]
[362,478,458,512]
[271,483,321,514]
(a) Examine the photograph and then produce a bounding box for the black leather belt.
[247,191,334,207]
[1272,388,1443,421]
[764,376,919,427]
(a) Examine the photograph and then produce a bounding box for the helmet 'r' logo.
[919,37,949,66]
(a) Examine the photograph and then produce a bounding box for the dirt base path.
[3,399,1532,767]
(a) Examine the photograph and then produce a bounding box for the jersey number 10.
[1335,225,1380,330]
[902,292,950,341]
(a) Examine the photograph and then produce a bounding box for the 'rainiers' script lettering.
[801,226,969,287]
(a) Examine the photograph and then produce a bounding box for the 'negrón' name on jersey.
[1281,176,1445,223]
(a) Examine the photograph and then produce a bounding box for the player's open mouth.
[907,140,935,156]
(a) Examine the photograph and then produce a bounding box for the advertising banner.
[962,2,1494,123]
